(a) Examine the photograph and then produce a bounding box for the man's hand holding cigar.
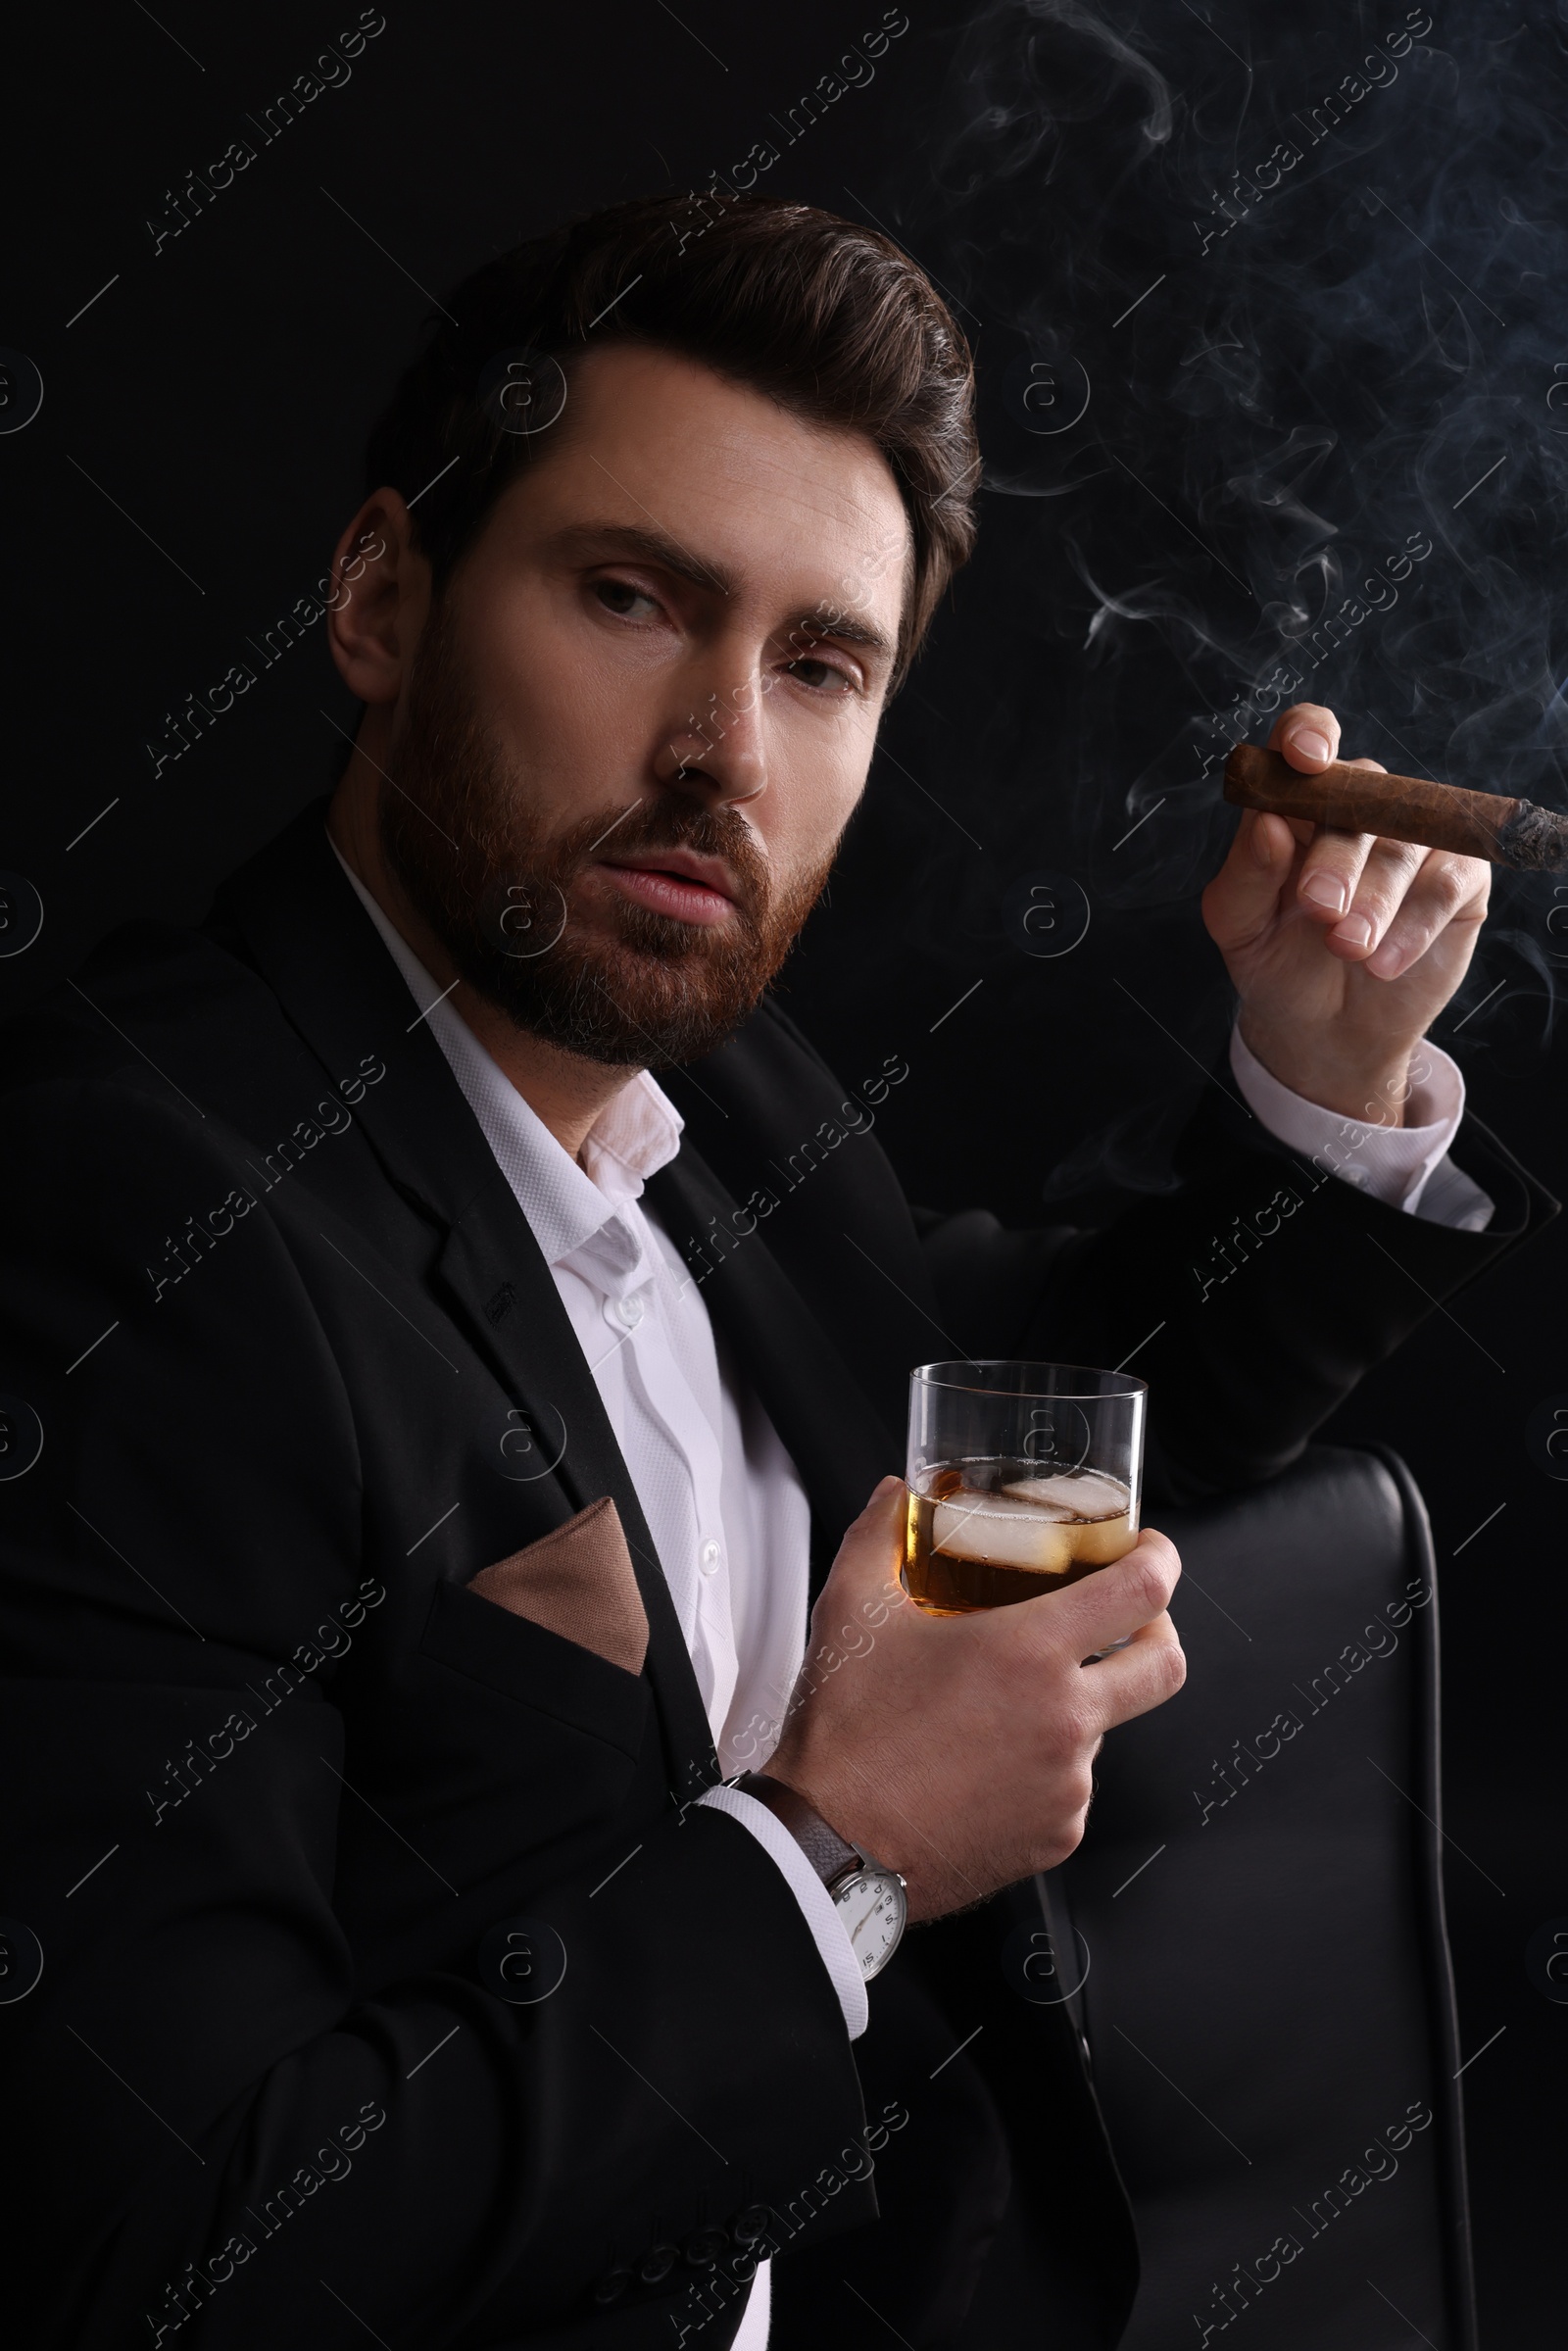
[1202,702,1491,1123]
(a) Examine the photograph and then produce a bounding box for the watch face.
[834,1868,906,1981]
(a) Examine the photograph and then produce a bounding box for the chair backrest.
[1059,1443,1477,2350]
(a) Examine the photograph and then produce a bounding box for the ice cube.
[1002,1470,1130,1523]
[931,1487,1076,1574]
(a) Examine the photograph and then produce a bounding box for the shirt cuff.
[1229,1025,1494,1232]
[698,1786,869,2040]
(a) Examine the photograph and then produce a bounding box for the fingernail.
[1336,912,1374,950]
[1300,871,1348,913]
[1367,939,1402,976]
[1290,727,1333,764]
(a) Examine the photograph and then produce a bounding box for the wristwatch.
[734,1772,906,1981]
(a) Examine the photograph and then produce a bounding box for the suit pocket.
[419,1575,651,1762]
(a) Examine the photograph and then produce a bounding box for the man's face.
[378,342,910,1065]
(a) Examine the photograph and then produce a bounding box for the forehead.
[486,342,911,635]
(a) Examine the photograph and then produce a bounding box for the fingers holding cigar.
[1360,843,1489,980]
[1226,703,1491,979]
[1291,768,1453,970]
[1260,706,1406,961]
[1207,704,1501,1109]
[1272,700,1341,774]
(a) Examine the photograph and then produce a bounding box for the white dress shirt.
[332,837,1491,2347]
[1228,1026,1493,1229]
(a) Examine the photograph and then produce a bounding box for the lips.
[595,851,739,928]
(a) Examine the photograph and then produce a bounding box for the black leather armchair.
[1055,1443,1476,2349]
[777,1443,1477,2350]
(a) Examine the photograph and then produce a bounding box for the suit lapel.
[211,805,718,1793]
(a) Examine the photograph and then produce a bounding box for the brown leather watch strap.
[732,1772,863,1888]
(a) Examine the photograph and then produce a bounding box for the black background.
[4,2,1564,2334]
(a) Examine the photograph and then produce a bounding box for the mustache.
[521,794,770,913]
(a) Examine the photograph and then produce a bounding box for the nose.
[655,670,768,807]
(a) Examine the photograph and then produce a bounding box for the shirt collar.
[327,833,684,1272]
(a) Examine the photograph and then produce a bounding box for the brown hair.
[360,191,978,693]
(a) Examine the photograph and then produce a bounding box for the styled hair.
[359,191,979,693]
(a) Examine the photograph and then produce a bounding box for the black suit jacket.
[0,806,1549,2349]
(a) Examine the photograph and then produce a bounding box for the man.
[0,195,1547,2350]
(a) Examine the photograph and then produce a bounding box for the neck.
[326,744,637,1162]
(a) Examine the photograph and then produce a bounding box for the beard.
[378,597,837,1068]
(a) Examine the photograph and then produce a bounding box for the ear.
[325,489,430,707]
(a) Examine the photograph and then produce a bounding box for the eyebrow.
[788,604,895,660]
[548,519,897,661]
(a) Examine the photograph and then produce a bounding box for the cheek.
[474,592,639,812]
[761,723,871,881]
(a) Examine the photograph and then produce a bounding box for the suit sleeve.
[0,1079,870,2349]
[915,1081,1554,1501]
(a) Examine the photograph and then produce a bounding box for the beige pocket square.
[466,1496,649,1676]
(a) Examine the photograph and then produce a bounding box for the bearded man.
[0,195,1544,2351]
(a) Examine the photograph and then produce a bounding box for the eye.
[592,576,662,621]
[784,653,857,694]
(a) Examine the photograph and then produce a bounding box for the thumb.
[1201,806,1295,954]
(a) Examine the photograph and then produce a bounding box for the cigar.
[1224,741,1568,873]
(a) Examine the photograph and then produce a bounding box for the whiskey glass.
[905,1361,1146,1617]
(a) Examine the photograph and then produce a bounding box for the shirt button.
[700,1539,722,1576]
[612,1295,645,1329]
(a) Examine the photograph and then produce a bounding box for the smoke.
[887,0,1568,1057]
